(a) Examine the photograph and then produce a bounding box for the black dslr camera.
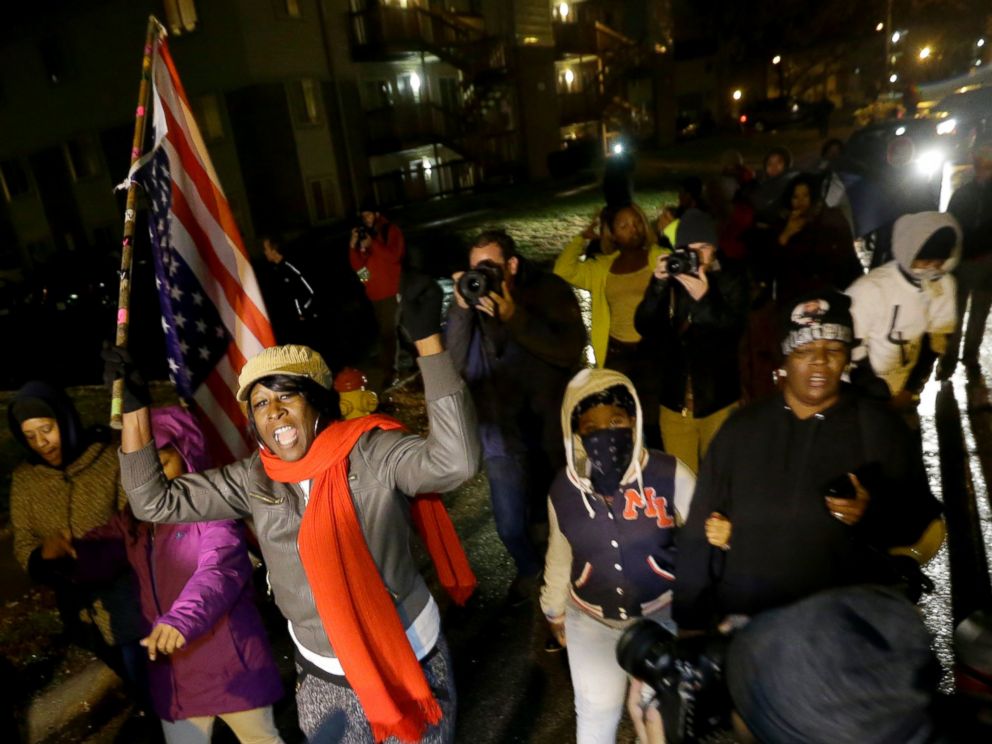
[457,261,504,306]
[665,248,700,276]
[617,620,732,744]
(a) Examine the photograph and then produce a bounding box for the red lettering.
[622,489,645,520]
[649,494,675,528]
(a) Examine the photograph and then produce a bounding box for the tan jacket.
[11,441,141,644]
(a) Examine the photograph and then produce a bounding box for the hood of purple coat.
[150,406,213,474]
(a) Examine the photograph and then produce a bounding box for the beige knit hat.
[236,345,332,401]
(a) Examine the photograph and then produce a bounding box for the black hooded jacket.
[8,381,93,467]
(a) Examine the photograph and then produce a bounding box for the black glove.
[399,271,443,342]
[101,344,152,413]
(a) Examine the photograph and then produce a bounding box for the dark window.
[310,178,335,222]
[192,94,225,141]
[0,159,31,201]
[64,135,103,180]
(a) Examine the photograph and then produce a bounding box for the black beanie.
[915,226,956,262]
[726,585,938,744]
[675,208,718,248]
[780,289,855,356]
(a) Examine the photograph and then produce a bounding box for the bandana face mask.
[911,266,944,283]
[580,427,635,495]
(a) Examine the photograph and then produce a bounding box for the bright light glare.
[892,31,902,44]
[772,55,782,65]
[564,68,574,85]
[979,39,986,48]
[732,89,742,101]
[895,126,906,136]
[410,72,421,92]
[876,22,884,32]
[936,118,957,135]
[916,149,945,177]
[919,46,932,60]
[613,143,624,154]
[890,73,899,83]
[559,2,569,19]
[422,157,432,175]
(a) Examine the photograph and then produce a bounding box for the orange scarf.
[260,414,474,742]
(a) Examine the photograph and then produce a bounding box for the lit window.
[291,79,322,126]
[164,0,199,35]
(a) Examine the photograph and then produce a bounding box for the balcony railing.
[558,90,604,125]
[371,160,478,206]
[364,103,461,153]
[349,6,508,79]
[553,21,633,57]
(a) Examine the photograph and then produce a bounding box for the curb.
[24,660,121,744]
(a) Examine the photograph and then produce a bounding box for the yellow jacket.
[554,235,667,367]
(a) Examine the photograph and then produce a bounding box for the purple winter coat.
[75,513,283,721]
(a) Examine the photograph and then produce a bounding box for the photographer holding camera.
[447,230,586,603]
[349,197,405,388]
[634,209,749,473]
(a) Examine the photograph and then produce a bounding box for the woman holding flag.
[105,274,480,743]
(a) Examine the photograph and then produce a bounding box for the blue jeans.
[485,455,542,577]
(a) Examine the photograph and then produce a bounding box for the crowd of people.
[7,136,992,744]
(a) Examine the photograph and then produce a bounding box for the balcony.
[553,21,634,58]
[371,159,477,206]
[364,103,461,155]
[348,6,508,80]
[558,89,604,126]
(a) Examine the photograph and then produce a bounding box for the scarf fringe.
[370,697,444,743]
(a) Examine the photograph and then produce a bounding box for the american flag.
[133,37,275,462]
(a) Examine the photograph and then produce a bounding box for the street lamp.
[892,31,901,44]
[732,89,742,101]
[558,2,569,21]
[876,22,884,32]
[919,46,932,61]
[979,38,986,48]
[890,73,899,84]
[772,55,784,94]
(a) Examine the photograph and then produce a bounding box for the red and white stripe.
[150,39,275,460]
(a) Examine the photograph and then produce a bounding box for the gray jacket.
[120,351,479,660]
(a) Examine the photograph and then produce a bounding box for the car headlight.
[936,118,957,135]
[915,149,945,177]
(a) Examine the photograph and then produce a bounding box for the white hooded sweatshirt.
[846,212,961,395]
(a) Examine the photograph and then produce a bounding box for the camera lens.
[666,256,684,275]
[616,619,676,685]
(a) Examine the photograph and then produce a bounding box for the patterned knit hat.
[236,345,332,401]
[780,289,855,357]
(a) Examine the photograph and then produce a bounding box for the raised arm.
[554,234,597,291]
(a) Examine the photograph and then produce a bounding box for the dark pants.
[949,258,992,369]
[372,295,399,389]
[485,455,542,578]
[605,338,663,450]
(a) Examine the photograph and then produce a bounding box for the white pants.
[565,605,674,744]
[161,705,283,744]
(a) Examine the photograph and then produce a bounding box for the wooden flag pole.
[110,16,164,429]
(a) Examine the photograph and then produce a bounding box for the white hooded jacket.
[846,212,961,395]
